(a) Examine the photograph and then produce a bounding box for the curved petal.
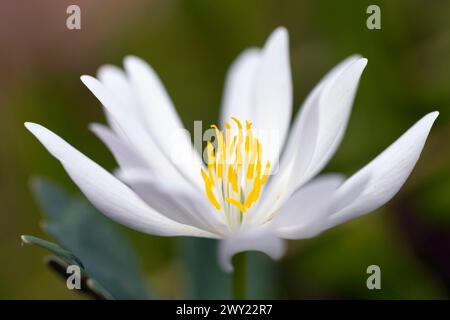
[25,122,217,239]
[273,174,344,239]
[81,75,195,188]
[327,111,439,228]
[117,168,229,237]
[220,48,261,126]
[218,225,286,272]
[287,57,367,188]
[89,123,147,170]
[283,55,363,174]
[96,65,140,135]
[251,56,365,224]
[123,55,183,136]
[124,56,204,189]
[252,27,292,167]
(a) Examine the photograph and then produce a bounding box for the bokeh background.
[1,0,449,299]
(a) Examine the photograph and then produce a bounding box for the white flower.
[25,27,438,272]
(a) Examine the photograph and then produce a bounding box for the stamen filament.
[201,117,271,217]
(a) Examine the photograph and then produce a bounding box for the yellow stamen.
[201,117,271,214]
[201,168,221,210]
[225,197,247,213]
[206,141,215,181]
[260,161,271,185]
[228,165,239,193]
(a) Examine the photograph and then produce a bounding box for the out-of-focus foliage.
[179,238,231,299]
[25,177,151,299]
[21,235,113,299]
[179,239,277,299]
[1,0,449,298]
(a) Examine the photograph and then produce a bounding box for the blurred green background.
[1,0,449,299]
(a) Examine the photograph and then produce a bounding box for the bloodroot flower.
[25,27,438,273]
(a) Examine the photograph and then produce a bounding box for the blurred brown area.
[0,0,449,298]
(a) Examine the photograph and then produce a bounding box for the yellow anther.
[246,149,257,180]
[225,197,247,213]
[228,165,239,193]
[244,177,262,209]
[201,117,271,215]
[260,161,271,185]
[206,141,216,180]
[225,121,231,146]
[201,168,221,210]
[231,117,243,129]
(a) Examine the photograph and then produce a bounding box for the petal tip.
[352,57,368,71]
[96,64,121,79]
[429,111,439,120]
[266,26,289,48]
[24,122,39,133]
[420,111,439,129]
[88,122,100,132]
[273,26,288,36]
[123,55,143,69]
[80,74,94,85]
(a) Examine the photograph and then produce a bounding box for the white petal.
[327,111,439,228]
[282,55,362,172]
[25,122,217,239]
[96,65,139,135]
[80,75,193,187]
[287,56,367,189]
[218,225,286,272]
[97,65,136,111]
[253,56,366,224]
[252,27,292,167]
[124,56,204,189]
[274,174,344,239]
[123,55,183,132]
[117,168,229,237]
[220,48,261,126]
[89,123,147,169]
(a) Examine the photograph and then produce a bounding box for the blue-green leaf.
[30,177,151,299]
[21,235,83,267]
[179,238,231,299]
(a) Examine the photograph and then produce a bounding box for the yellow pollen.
[200,117,271,214]
[225,197,247,213]
[201,169,221,210]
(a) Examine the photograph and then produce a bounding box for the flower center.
[200,117,271,216]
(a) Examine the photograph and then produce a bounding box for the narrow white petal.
[274,174,344,239]
[97,65,136,111]
[220,48,260,126]
[218,225,286,272]
[282,55,362,174]
[117,168,229,237]
[327,111,439,228]
[124,56,204,189]
[96,65,139,135]
[288,57,367,189]
[254,56,366,224]
[89,123,147,169]
[80,75,193,187]
[252,27,293,167]
[25,122,217,239]
[123,55,183,131]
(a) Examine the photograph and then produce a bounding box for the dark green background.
[1,0,449,298]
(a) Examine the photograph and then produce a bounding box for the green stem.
[232,252,247,300]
